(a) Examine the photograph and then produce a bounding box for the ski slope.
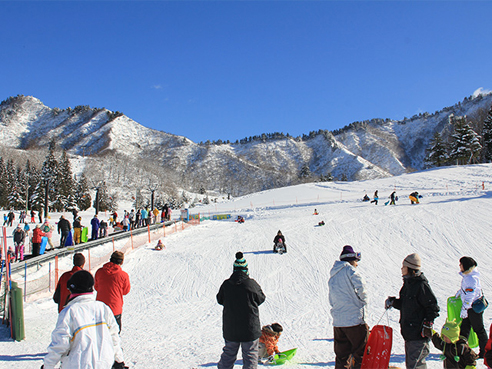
[2,164,492,369]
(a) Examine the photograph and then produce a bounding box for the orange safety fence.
[0,218,200,307]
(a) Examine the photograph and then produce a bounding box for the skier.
[431,319,478,368]
[273,230,287,253]
[328,245,368,369]
[385,253,440,369]
[456,256,488,358]
[258,323,283,363]
[217,252,266,369]
[43,270,126,369]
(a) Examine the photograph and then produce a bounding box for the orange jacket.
[95,262,131,315]
[53,266,83,313]
[259,326,281,356]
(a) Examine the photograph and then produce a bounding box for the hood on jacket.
[102,262,122,275]
[330,260,355,278]
[228,270,249,285]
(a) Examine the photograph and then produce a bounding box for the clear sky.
[1,1,491,143]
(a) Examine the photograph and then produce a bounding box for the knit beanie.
[441,319,460,344]
[340,245,361,262]
[460,256,477,272]
[67,270,94,294]
[403,253,421,270]
[110,251,124,265]
[233,252,249,275]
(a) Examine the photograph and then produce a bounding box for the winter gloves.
[421,321,433,338]
[385,296,395,309]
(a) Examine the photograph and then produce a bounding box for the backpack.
[43,225,51,233]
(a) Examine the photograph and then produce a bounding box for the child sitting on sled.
[155,240,165,250]
[259,323,283,363]
[431,319,478,369]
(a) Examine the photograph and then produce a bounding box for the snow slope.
[1,164,492,368]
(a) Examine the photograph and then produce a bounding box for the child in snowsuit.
[431,319,477,369]
[259,323,283,362]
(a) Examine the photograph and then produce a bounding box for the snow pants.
[333,324,369,369]
[218,339,259,369]
[405,340,430,369]
[14,242,24,261]
[74,228,81,244]
[460,308,488,356]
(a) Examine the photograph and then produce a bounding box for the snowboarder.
[217,252,266,369]
[455,256,488,358]
[370,190,379,205]
[258,323,283,364]
[409,191,420,204]
[328,245,368,369]
[385,253,439,369]
[273,230,287,253]
[431,319,478,368]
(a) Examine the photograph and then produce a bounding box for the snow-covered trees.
[425,132,448,167]
[448,115,482,165]
[481,106,492,162]
[75,174,91,211]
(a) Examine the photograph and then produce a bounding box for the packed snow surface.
[1,164,492,368]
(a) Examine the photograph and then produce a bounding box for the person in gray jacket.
[328,245,369,369]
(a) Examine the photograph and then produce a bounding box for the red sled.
[361,325,393,369]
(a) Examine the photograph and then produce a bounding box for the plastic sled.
[81,227,88,243]
[64,231,73,246]
[361,325,393,369]
[268,348,297,365]
[447,296,479,348]
[39,237,48,255]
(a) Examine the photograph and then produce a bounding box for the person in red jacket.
[53,253,85,313]
[95,251,131,333]
[259,323,283,363]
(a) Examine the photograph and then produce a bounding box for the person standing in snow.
[53,253,85,313]
[57,215,71,248]
[95,251,131,333]
[385,253,439,369]
[456,256,488,358]
[370,190,378,205]
[273,230,287,253]
[12,224,26,262]
[90,214,100,240]
[389,191,397,205]
[43,270,126,369]
[328,245,369,369]
[217,252,266,369]
[31,224,44,256]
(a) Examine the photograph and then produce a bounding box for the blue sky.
[1,1,491,143]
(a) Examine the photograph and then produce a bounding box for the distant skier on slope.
[389,191,397,205]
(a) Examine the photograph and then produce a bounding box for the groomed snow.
[1,164,492,369]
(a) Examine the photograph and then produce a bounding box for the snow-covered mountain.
[1,93,491,195]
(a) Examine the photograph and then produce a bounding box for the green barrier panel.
[10,281,25,341]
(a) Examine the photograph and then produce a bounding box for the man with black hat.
[328,245,368,369]
[57,215,71,248]
[43,270,126,369]
[385,253,440,369]
[217,251,266,369]
[95,251,131,333]
[53,253,85,313]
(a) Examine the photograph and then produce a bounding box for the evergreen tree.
[425,132,448,167]
[4,159,16,208]
[41,138,59,211]
[449,115,482,165]
[0,157,6,208]
[95,182,111,212]
[75,174,92,211]
[8,166,26,210]
[134,188,144,209]
[481,105,492,162]
[57,150,76,211]
[299,164,311,180]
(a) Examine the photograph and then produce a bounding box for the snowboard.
[64,231,73,247]
[39,237,48,255]
[81,227,88,243]
[447,296,479,348]
[361,325,393,369]
[267,348,297,365]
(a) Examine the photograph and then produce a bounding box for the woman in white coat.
[42,270,126,369]
[456,256,488,358]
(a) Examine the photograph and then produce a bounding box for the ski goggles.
[340,252,362,261]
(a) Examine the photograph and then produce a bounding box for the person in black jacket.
[273,231,287,253]
[217,252,266,369]
[385,253,439,369]
[57,215,71,248]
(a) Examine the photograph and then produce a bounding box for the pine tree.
[75,174,92,211]
[0,157,6,208]
[449,115,482,165]
[299,164,311,180]
[481,105,492,162]
[5,159,16,209]
[41,138,59,212]
[425,132,448,167]
[8,166,26,210]
[96,182,111,212]
[57,150,76,211]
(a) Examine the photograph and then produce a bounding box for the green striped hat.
[233,252,249,275]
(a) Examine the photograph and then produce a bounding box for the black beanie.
[460,256,477,272]
[68,270,94,294]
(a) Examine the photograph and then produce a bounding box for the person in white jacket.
[456,256,488,358]
[42,270,126,369]
[328,245,368,369]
